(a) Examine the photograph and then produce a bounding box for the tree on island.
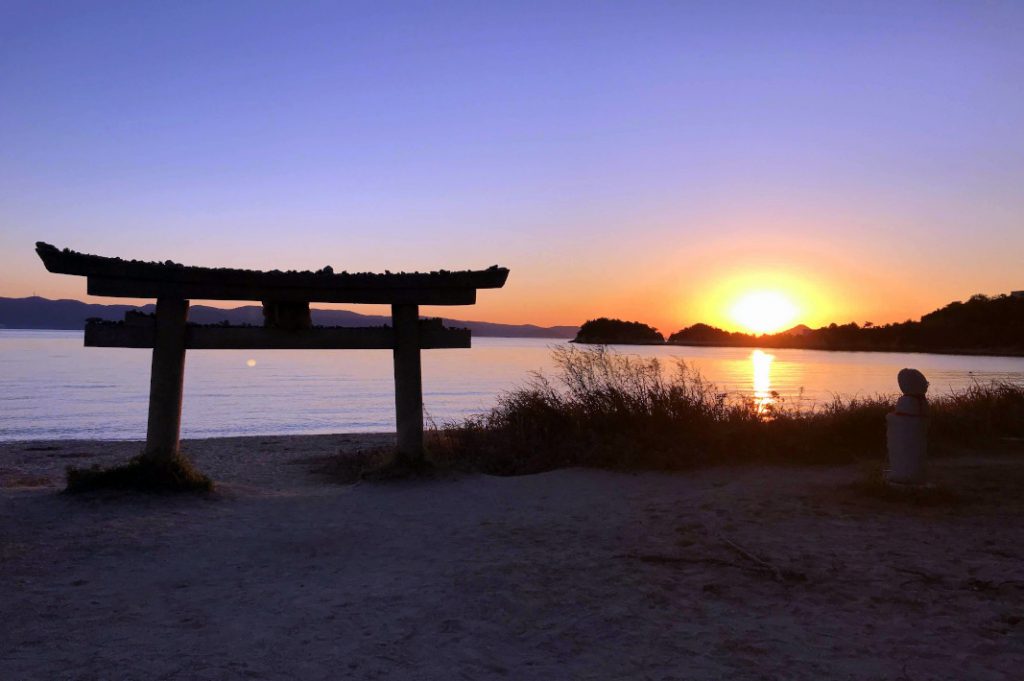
[668,323,750,345]
[574,318,665,344]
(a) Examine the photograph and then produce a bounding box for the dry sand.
[2,435,1023,680]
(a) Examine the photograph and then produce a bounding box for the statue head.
[897,368,929,397]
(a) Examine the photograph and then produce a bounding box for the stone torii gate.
[36,243,509,462]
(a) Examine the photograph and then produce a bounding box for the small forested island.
[669,293,1024,356]
[573,317,665,344]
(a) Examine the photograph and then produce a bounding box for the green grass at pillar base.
[65,452,214,494]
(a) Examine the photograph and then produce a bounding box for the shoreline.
[574,339,1024,359]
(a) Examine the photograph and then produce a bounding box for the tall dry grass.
[429,346,1024,476]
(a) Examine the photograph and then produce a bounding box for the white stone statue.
[886,368,929,484]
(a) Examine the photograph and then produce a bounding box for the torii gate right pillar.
[391,304,424,461]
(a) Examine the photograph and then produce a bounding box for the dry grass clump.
[65,452,213,493]
[847,467,964,507]
[309,447,439,484]
[929,381,1024,446]
[431,346,1024,476]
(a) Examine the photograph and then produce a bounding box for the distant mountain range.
[0,297,578,339]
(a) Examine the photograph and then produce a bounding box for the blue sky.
[2,1,1022,330]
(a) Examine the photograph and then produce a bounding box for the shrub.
[930,380,1024,444]
[431,345,1024,476]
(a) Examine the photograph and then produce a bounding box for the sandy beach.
[2,435,1023,680]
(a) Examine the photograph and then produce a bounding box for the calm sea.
[2,329,1023,441]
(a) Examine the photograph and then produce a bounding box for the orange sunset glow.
[729,291,800,335]
[660,265,839,337]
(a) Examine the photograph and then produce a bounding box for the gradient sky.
[2,1,1022,333]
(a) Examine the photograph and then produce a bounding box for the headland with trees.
[573,293,1024,357]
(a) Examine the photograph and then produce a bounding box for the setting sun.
[729,291,800,334]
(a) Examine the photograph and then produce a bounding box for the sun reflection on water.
[751,349,776,413]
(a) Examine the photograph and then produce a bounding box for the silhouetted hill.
[668,293,1024,356]
[0,297,578,339]
[782,324,812,337]
[573,318,665,344]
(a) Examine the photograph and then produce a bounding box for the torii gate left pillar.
[145,297,189,458]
